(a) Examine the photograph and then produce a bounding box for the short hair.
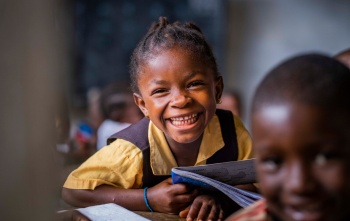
[252,53,350,118]
[99,82,132,120]
[130,16,219,94]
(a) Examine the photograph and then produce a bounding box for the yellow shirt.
[64,114,253,190]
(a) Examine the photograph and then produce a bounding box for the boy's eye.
[315,154,327,166]
[187,80,205,88]
[260,157,282,172]
[314,151,339,166]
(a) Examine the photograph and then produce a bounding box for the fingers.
[185,195,223,221]
[196,202,210,221]
[163,177,173,184]
[185,202,199,221]
[204,206,223,221]
[179,205,190,218]
[190,205,222,221]
[70,210,90,221]
[218,209,224,221]
[171,184,199,197]
[163,177,199,196]
[174,188,199,203]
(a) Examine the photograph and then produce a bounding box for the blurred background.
[1,0,350,220]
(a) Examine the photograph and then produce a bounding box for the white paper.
[76,203,151,221]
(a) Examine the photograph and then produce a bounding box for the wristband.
[143,187,154,212]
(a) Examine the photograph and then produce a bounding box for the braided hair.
[130,16,219,94]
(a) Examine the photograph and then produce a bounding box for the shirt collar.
[149,114,224,175]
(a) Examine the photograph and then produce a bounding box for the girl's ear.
[133,93,149,118]
[215,76,224,104]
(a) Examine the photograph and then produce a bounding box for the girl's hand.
[179,194,224,221]
[147,178,199,214]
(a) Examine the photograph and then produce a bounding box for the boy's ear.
[215,76,224,103]
[133,93,149,118]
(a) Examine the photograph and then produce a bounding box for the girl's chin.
[165,130,203,144]
[171,135,201,144]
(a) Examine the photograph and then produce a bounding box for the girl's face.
[252,103,350,221]
[134,47,223,145]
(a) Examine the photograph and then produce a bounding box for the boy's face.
[134,47,223,145]
[252,103,350,221]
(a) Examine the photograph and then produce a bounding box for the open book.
[171,158,262,208]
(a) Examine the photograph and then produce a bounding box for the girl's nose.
[170,91,192,108]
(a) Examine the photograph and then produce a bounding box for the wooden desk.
[56,198,187,221]
[135,211,187,221]
[56,209,187,221]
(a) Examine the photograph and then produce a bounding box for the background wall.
[71,0,227,108]
[226,0,350,128]
[0,0,71,219]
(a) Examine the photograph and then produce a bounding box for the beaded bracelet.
[143,187,154,212]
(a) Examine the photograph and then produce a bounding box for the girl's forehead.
[148,46,197,59]
[140,49,213,75]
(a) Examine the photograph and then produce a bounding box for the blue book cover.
[171,159,256,186]
[171,159,262,208]
[172,172,213,190]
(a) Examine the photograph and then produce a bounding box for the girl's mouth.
[169,113,200,126]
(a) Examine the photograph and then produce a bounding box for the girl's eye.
[151,88,167,95]
[188,80,205,88]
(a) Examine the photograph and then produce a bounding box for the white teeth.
[170,113,199,125]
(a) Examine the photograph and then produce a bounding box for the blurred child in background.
[97,82,143,150]
[334,48,350,69]
[217,89,242,118]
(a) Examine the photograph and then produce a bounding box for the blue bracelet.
[143,187,154,212]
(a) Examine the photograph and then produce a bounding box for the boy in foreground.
[226,53,350,221]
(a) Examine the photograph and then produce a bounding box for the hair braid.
[130,16,219,94]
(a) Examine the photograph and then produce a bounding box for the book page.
[76,203,150,221]
[174,159,256,185]
[172,169,262,208]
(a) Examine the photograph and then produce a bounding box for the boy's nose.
[284,162,317,195]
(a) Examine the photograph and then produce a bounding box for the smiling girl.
[62,17,255,221]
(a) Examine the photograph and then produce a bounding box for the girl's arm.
[62,185,148,211]
[62,185,147,210]
[62,178,199,214]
